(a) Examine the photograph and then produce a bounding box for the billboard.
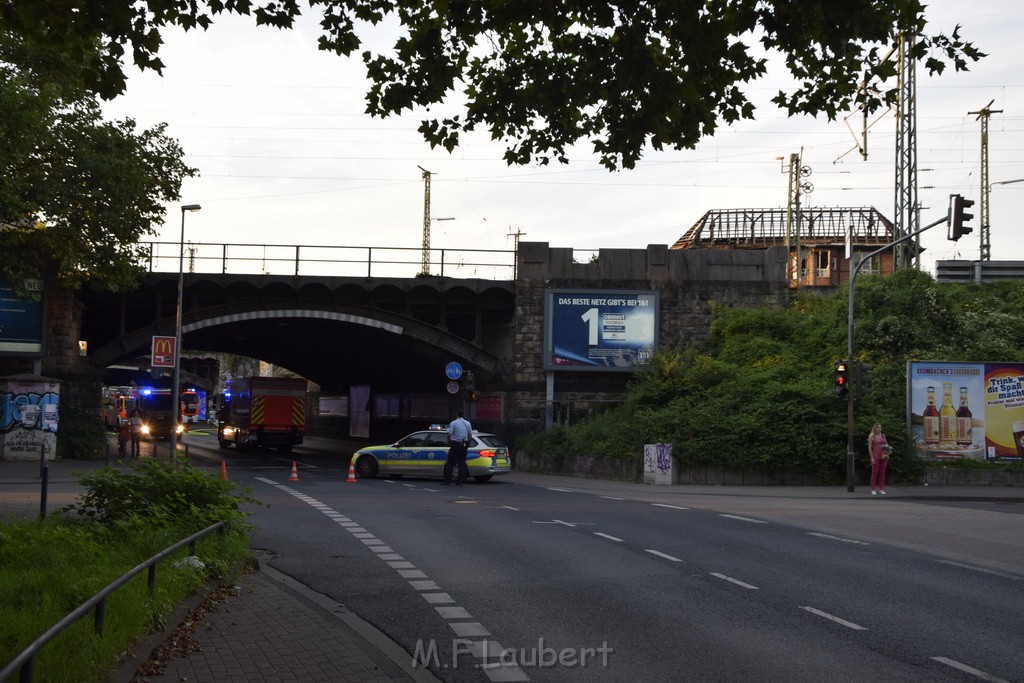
[907,361,1024,461]
[543,289,658,371]
[0,277,44,355]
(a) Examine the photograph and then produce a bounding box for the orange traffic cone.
[346,460,357,483]
[220,461,228,481]
[288,462,300,482]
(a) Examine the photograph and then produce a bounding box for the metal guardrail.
[0,521,227,683]
[141,241,517,280]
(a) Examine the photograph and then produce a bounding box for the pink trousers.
[870,457,888,491]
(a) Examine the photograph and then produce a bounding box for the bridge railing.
[141,242,517,280]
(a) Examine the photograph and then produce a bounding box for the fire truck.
[135,387,185,440]
[180,389,207,424]
[216,377,306,453]
[101,386,134,430]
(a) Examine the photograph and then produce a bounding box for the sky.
[100,1,1024,280]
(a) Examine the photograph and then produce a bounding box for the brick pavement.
[126,564,417,683]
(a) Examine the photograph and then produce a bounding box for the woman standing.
[867,423,890,495]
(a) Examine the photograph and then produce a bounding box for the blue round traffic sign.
[445,362,464,380]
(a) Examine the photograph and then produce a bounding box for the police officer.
[443,409,473,485]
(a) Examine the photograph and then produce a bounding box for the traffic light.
[834,361,850,400]
[855,362,873,400]
[462,370,478,401]
[947,194,975,241]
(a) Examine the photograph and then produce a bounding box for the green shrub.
[62,460,262,533]
[56,404,108,460]
[515,273,1024,485]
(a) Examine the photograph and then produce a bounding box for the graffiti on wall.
[0,384,59,460]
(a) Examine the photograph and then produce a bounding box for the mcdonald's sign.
[151,335,177,368]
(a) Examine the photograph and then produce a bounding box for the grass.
[0,497,252,681]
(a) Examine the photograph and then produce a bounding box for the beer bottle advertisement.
[907,361,1024,462]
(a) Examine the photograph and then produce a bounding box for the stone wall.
[504,243,791,437]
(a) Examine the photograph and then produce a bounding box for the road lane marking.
[651,503,689,510]
[710,572,759,590]
[719,514,767,524]
[799,606,866,630]
[594,532,623,542]
[501,505,521,511]
[255,477,529,682]
[548,487,574,492]
[937,560,1022,580]
[645,549,682,562]
[601,496,626,501]
[931,657,1010,682]
[807,532,870,545]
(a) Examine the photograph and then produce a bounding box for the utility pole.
[969,100,1002,261]
[894,31,918,270]
[779,152,807,287]
[507,227,526,279]
[418,166,433,276]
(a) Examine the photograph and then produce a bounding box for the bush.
[56,404,108,460]
[62,460,262,533]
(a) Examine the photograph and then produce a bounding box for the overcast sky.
[101,1,1024,279]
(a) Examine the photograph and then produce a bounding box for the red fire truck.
[216,377,306,454]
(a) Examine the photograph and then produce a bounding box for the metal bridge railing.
[141,242,517,280]
[0,522,227,683]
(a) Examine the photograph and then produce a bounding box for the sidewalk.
[2,453,1022,682]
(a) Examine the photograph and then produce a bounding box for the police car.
[351,426,512,482]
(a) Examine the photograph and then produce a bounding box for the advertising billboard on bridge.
[0,277,44,355]
[907,360,1024,461]
[543,289,658,372]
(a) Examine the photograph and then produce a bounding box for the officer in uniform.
[443,409,473,485]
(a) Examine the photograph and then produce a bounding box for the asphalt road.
[177,432,1024,683]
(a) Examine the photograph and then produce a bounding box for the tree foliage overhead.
[0,0,984,170]
[0,34,195,293]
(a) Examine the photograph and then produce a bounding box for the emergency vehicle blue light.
[142,389,152,396]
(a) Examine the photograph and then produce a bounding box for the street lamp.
[171,204,201,462]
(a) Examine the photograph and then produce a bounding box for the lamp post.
[171,204,201,463]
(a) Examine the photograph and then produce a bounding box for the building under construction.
[671,206,905,288]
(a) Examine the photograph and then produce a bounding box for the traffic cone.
[220,461,228,481]
[346,459,357,483]
[288,462,300,482]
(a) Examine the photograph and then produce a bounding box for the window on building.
[815,250,831,278]
[375,395,400,418]
[855,252,880,274]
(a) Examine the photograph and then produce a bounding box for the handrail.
[142,241,517,280]
[0,521,226,683]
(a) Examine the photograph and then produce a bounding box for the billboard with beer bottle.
[907,361,1024,461]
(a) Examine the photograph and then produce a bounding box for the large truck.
[217,377,306,453]
[135,387,184,440]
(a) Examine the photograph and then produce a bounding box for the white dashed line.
[709,572,759,590]
[808,532,870,545]
[255,477,529,682]
[651,503,689,510]
[547,487,575,492]
[450,622,491,637]
[799,606,866,630]
[593,532,624,542]
[719,514,767,524]
[601,496,626,500]
[931,657,1010,682]
[645,549,683,562]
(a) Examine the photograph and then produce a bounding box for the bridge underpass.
[80,273,516,394]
